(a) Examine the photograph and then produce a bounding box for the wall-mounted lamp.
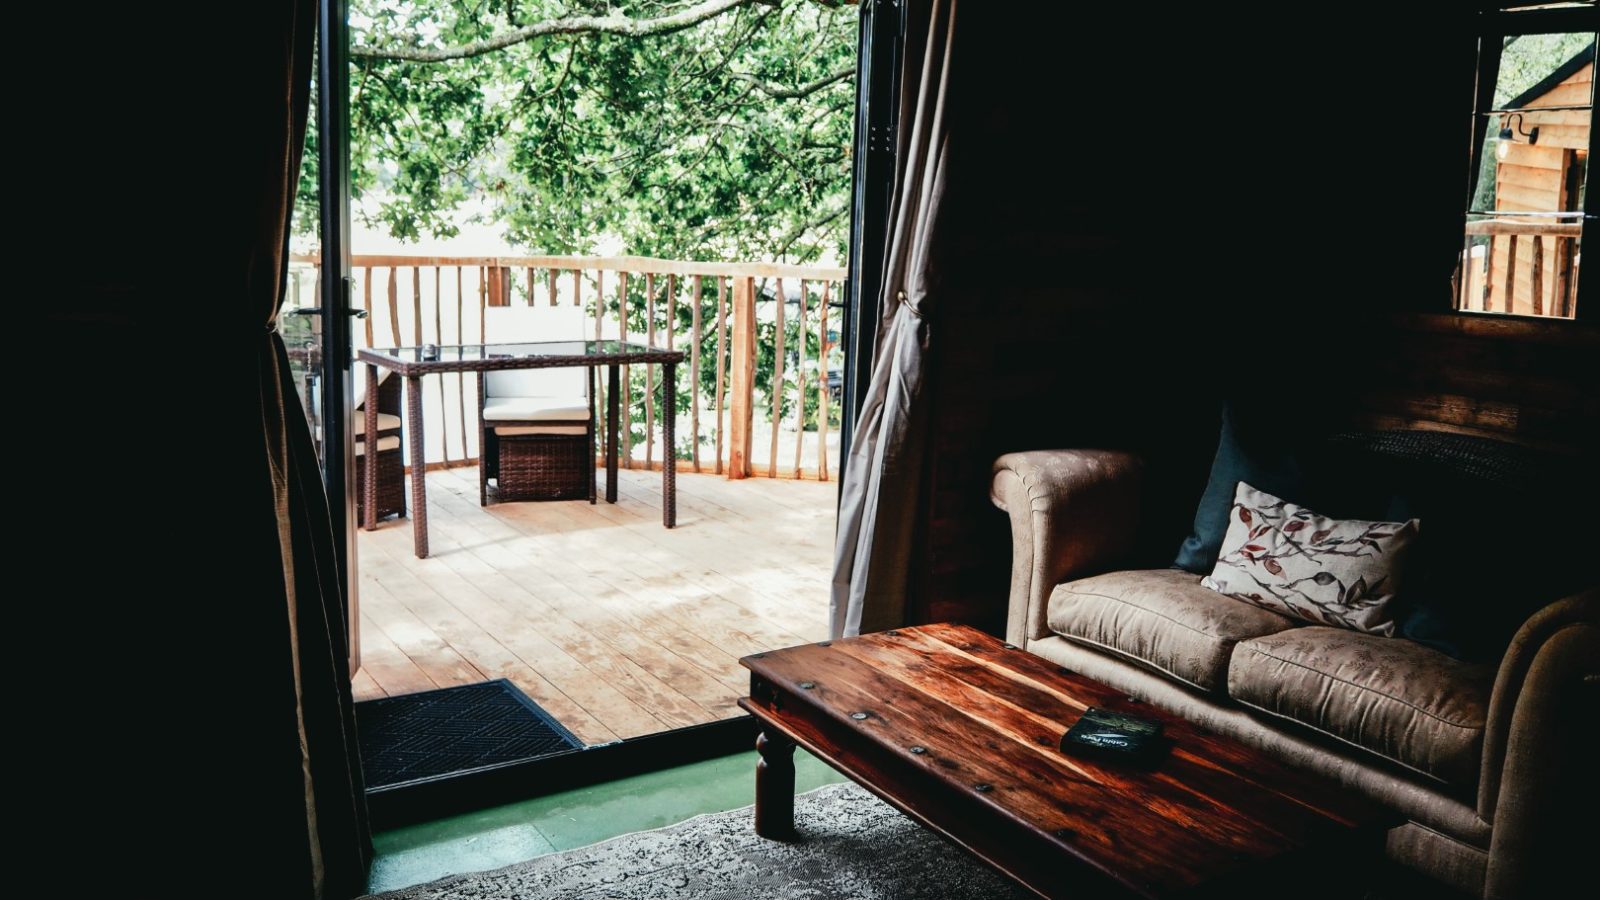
[1496,113,1540,160]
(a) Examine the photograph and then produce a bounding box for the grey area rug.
[367,781,1034,899]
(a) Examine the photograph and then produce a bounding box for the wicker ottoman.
[357,438,406,521]
[492,431,594,502]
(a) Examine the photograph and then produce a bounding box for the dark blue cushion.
[1173,404,1382,573]
[1175,405,1303,573]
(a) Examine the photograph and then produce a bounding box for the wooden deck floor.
[353,466,834,746]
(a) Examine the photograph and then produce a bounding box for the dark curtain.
[35,3,370,897]
[252,3,373,896]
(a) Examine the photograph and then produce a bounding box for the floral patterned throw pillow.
[1201,482,1419,635]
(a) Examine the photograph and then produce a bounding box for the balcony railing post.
[728,275,757,479]
[486,265,503,307]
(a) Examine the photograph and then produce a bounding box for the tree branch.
[730,65,855,99]
[353,0,773,62]
[775,203,847,259]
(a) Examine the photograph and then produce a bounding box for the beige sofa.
[991,448,1597,899]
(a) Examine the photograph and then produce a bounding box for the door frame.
[316,0,905,820]
[839,0,905,468]
[317,0,359,672]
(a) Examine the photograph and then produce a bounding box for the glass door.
[287,0,359,675]
[323,0,359,675]
[282,273,326,458]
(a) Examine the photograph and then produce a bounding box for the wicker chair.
[478,307,596,505]
[356,369,406,522]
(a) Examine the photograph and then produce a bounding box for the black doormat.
[356,680,582,789]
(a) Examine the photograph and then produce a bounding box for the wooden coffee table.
[738,623,1390,899]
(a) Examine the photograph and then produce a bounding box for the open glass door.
[321,0,360,675]
[318,0,360,672]
[279,0,360,675]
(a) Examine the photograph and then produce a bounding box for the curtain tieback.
[896,290,925,319]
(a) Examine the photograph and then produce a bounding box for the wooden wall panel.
[907,22,1587,635]
[1520,108,1591,128]
[906,6,1490,634]
[1345,313,1600,452]
[1498,142,1565,171]
[1496,164,1562,191]
[1526,125,1588,150]
[1495,181,1562,210]
[1524,63,1592,107]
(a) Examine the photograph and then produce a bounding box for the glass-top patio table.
[357,341,685,558]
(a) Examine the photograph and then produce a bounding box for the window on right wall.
[1458,30,1594,320]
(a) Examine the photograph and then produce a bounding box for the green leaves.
[299,0,855,267]
[291,2,854,442]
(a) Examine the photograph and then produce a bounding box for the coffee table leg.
[755,730,796,839]
[405,374,428,559]
[606,364,620,503]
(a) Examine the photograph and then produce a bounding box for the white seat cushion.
[353,435,401,456]
[494,425,588,436]
[360,413,403,434]
[482,396,590,422]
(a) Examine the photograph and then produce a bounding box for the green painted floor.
[368,749,848,894]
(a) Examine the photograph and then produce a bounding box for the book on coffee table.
[1061,706,1165,761]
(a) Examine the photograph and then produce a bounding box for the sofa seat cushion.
[1228,627,1492,787]
[1047,569,1299,693]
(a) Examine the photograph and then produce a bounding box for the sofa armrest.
[1479,588,1598,899]
[990,450,1143,648]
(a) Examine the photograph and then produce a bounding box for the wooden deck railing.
[288,253,846,481]
[1458,219,1582,318]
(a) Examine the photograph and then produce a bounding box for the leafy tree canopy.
[1495,32,1593,107]
[299,0,857,265]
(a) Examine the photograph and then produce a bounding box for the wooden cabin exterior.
[1470,48,1591,317]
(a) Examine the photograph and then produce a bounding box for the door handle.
[288,307,368,318]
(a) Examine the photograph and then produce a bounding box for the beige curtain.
[830,0,958,638]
